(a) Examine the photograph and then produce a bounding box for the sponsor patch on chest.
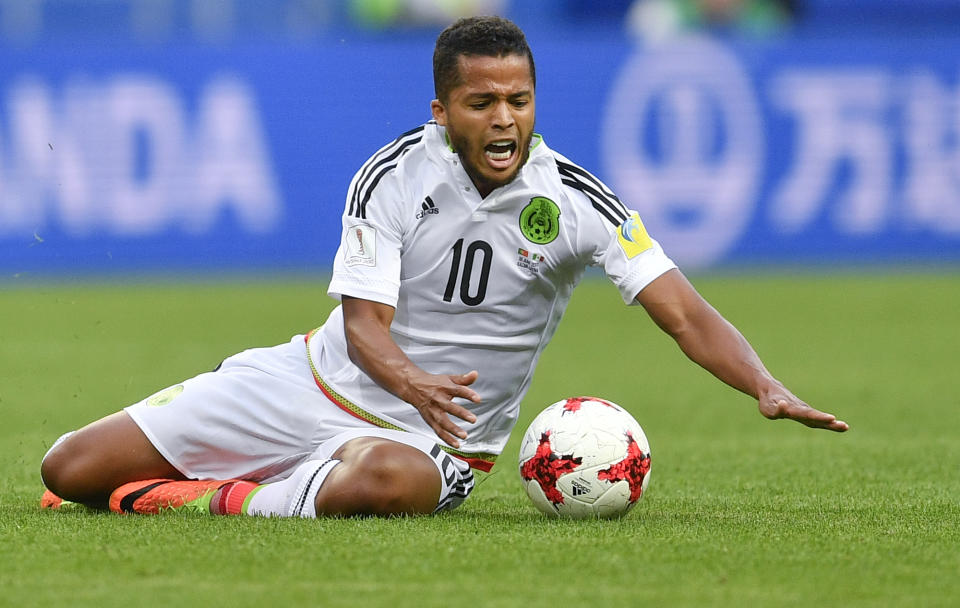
[517,247,546,273]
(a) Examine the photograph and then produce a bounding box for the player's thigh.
[124,338,325,483]
[313,431,475,516]
[41,411,183,504]
[316,438,440,516]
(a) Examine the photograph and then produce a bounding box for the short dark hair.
[433,16,536,103]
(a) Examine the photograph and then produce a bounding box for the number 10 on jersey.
[443,238,492,306]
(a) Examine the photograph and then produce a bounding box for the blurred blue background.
[2,0,959,277]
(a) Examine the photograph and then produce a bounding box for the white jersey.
[307,122,676,471]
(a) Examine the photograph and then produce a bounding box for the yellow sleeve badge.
[616,211,653,259]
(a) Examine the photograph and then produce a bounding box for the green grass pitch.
[1,273,957,607]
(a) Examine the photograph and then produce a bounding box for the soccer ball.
[518,396,651,519]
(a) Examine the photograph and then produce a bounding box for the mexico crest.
[519,197,560,244]
[146,384,184,407]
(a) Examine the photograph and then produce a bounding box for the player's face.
[431,53,535,198]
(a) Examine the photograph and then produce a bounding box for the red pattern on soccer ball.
[562,396,618,415]
[562,397,588,414]
[597,432,651,502]
[519,431,582,504]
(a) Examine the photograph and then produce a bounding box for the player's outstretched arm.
[340,296,480,448]
[634,269,849,432]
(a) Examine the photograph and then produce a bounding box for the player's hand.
[408,370,481,448]
[757,384,849,432]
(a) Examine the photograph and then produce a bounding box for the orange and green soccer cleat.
[40,489,89,511]
[109,479,239,515]
[40,489,71,510]
[40,489,63,509]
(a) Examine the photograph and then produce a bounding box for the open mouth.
[484,140,517,163]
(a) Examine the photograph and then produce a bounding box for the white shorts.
[124,335,474,511]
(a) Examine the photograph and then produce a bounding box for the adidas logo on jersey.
[416,196,440,219]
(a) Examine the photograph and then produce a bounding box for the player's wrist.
[753,376,785,402]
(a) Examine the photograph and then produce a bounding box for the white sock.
[245,459,341,518]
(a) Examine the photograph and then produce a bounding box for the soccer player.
[40,16,848,518]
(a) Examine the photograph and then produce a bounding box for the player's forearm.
[341,297,479,446]
[343,320,427,405]
[340,296,432,405]
[670,306,779,401]
[638,270,780,401]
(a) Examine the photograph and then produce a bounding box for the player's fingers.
[799,409,849,432]
[803,417,849,432]
[436,405,469,438]
[826,419,850,432]
[433,427,461,449]
[430,413,466,448]
[416,401,468,443]
[777,400,850,432]
[453,385,481,405]
[445,401,477,425]
[447,378,481,404]
[451,370,479,388]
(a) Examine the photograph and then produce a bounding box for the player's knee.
[40,439,89,501]
[40,430,127,503]
[325,442,441,516]
[41,411,183,505]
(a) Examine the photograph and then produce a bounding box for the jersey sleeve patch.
[617,212,653,259]
[344,224,377,267]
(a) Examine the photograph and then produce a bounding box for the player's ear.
[430,99,447,126]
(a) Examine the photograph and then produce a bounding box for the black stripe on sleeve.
[348,126,425,219]
[356,138,421,220]
[556,160,625,207]
[556,159,630,226]
[560,177,625,227]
